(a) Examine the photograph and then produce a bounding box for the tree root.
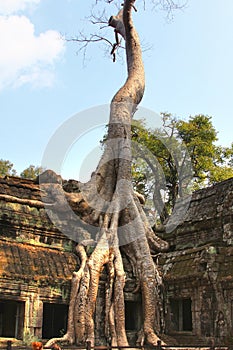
[44,1,169,347]
[45,201,130,347]
[44,181,168,348]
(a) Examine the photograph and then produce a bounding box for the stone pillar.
[24,293,43,341]
[24,296,33,341]
[30,294,43,338]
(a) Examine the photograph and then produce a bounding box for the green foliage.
[63,240,74,252]
[0,159,45,180]
[23,329,40,345]
[176,115,217,185]
[209,165,233,184]
[20,165,44,180]
[0,159,16,177]
[177,116,233,186]
[132,113,233,224]
[60,328,66,337]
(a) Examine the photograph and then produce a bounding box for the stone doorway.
[0,300,25,339]
[125,300,142,331]
[42,303,68,339]
[170,298,192,332]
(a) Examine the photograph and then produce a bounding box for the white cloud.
[0,15,65,90]
[0,0,40,15]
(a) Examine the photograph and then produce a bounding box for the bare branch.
[88,8,109,26]
[67,0,187,63]
[67,33,113,50]
[67,31,124,63]
[151,0,188,18]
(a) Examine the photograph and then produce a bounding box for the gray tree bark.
[45,0,168,347]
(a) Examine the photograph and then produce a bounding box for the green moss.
[23,330,40,345]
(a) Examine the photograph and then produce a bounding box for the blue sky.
[0,0,233,180]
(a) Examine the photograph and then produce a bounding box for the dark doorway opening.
[42,303,68,339]
[0,300,25,339]
[125,301,142,331]
[170,298,192,332]
[182,298,192,331]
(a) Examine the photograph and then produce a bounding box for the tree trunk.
[45,0,168,347]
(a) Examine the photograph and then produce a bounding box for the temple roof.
[0,176,41,201]
[160,244,233,284]
[163,177,233,248]
[0,239,78,285]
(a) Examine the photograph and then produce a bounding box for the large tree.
[20,165,44,180]
[0,159,16,177]
[177,114,233,186]
[132,114,233,225]
[43,0,186,347]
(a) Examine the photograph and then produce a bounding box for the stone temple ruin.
[0,174,232,346]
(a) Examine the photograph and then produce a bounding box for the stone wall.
[158,178,233,345]
[0,176,78,341]
[0,174,233,345]
[0,175,140,344]
[163,177,233,250]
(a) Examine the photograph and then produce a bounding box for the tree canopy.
[132,113,233,224]
[20,165,44,180]
[0,160,44,180]
[0,159,16,177]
